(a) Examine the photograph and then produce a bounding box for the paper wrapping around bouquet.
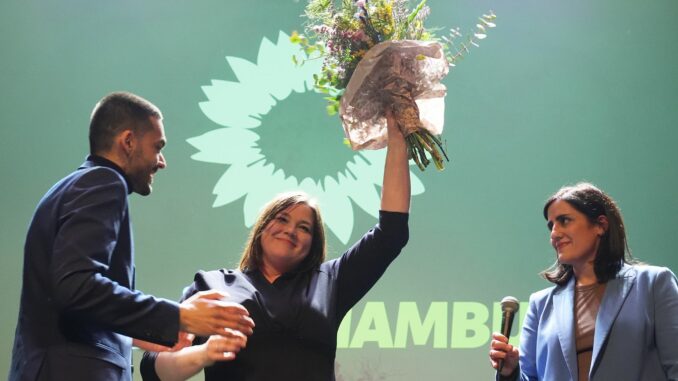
[339,40,449,150]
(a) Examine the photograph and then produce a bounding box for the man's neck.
[94,151,127,172]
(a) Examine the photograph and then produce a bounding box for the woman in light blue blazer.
[489,183,678,381]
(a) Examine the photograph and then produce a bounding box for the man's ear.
[118,130,135,157]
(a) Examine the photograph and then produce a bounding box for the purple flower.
[352,29,366,41]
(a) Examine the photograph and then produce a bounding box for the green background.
[1,0,677,379]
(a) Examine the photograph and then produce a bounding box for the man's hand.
[179,290,255,337]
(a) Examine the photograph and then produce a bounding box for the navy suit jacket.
[512,264,678,380]
[9,156,180,381]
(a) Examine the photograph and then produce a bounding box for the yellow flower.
[372,1,395,38]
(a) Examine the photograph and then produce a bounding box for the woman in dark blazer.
[141,111,411,381]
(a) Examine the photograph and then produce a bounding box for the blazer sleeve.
[653,267,678,379]
[331,211,409,317]
[51,167,179,345]
[516,292,541,381]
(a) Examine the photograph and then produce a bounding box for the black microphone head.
[500,296,519,313]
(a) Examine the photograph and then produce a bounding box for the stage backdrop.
[1,0,677,379]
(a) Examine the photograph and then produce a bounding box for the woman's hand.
[489,332,520,376]
[133,331,194,353]
[154,329,247,381]
[201,329,248,366]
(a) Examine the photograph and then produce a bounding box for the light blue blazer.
[516,264,678,381]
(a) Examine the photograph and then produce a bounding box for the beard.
[126,142,162,196]
[129,168,153,196]
[126,153,155,196]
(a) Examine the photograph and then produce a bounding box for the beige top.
[574,282,606,381]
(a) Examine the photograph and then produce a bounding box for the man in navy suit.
[9,92,255,381]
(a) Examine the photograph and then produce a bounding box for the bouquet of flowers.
[292,0,496,171]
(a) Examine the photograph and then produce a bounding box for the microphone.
[497,296,520,374]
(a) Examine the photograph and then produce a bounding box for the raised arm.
[330,110,411,316]
[381,110,410,213]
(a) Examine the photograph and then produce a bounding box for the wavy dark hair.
[540,182,634,285]
[239,191,326,274]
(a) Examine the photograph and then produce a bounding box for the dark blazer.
[9,156,180,381]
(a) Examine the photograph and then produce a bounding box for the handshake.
[178,290,255,337]
[134,290,254,356]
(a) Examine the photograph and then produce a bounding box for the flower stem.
[406,130,448,171]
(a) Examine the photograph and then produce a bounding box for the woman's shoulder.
[622,263,677,282]
[192,268,244,289]
[528,282,564,306]
[531,285,556,299]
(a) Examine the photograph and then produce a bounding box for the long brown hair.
[239,191,326,274]
[540,182,634,285]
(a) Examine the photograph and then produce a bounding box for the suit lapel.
[590,265,637,377]
[554,277,578,380]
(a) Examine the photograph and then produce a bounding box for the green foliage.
[442,11,497,66]
[291,1,497,171]
[293,1,497,105]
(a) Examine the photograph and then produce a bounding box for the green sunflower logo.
[188,31,425,245]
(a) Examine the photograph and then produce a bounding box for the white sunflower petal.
[263,32,323,100]
[340,171,380,219]
[200,80,271,128]
[317,176,354,244]
[187,128,263,164]
[226,56,259,84]
[212,164,251,207]
[346,150,386,186]
[242,162,281,226]
[297,177,323,197]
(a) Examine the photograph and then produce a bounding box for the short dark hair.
[540,182,634,285]
[239,192,326,274]
[89,92,163,154]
